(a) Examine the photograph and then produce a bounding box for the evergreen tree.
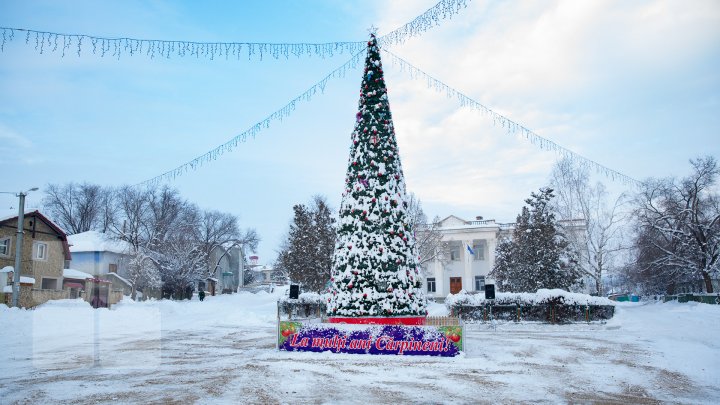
[278,196,336,292]
[491,188,582,292]
[327,34,426,318]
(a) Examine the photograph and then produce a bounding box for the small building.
[67,231,133,300]
[1,209,72,307]
[423,216,512,300]
[62,268,93,299]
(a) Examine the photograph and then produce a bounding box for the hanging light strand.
[0,0,472,60]
[382,49,641,187]
[378,0,469,48]
[0,26,366,60]
[136,50,364,187]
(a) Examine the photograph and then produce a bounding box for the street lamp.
[1,187,39,308]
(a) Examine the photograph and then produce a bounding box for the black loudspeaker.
[485,284,495,300]
[289,284,300,299]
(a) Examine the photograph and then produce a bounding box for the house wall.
[70,251,129,277]
[3,285,70,308]
[29,288,70,307]
[0,215,65,290]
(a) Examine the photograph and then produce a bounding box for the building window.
[427,277,436,293]
[472,240,486,260]
[109,263,118,273]
[33,241,48,260]
[41,277,58,290]
[450,244,461,261]
[0,237,11,256]
[475,276,485,291]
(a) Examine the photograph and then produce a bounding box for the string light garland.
[0,0,470,61]
[378,0,468,48]
[0,26,365,60]
[136,50,364,187]
[382,49,641,187]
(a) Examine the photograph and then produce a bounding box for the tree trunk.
[702,271,714,293]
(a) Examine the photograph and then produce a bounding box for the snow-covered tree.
[490,188,582,292]
[277,195,336,292]
[125,249,162,300]
[327,35,426,318]
[632,156,720,293]
[550,157,628,295]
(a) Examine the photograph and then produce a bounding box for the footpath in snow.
[1,289,718,404]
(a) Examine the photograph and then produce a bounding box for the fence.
[664,293,720,305]
[450,303,615,324]
[424,316,461,326]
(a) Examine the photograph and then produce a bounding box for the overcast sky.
[1,0,718,263]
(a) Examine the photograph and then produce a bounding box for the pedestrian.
[199,289,206,301]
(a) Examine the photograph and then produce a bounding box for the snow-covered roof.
[63,268,93,280]
[0,209,72,260]
[68,231,131,254]
[0,267,33,284]
[105,272,132,287]
[0,208,36,223]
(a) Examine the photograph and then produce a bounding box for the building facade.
[423,216,513,299]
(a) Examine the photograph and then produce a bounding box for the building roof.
[68,230,131,254]
[0,209,72,260]
[63,268,94,280]
[438,215,515,231]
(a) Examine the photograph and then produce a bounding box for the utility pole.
[7,188,38,308]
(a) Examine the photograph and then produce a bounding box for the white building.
[424,215,589,299]
[423,215,514,299]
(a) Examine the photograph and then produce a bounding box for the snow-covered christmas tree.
[327,34,427,324]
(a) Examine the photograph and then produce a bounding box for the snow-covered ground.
[1,289,718,404]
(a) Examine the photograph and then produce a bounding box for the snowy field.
[1,289,719,404]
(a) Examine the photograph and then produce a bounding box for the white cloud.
[0,124,33,149]
[374,0,720,218]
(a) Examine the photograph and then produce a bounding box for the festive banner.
[278,321,463,357]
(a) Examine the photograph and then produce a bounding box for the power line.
[382,49,641,187]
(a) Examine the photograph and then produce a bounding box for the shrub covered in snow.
[278,292,328,320]
[446,289,615,323]
[446,289,614,309]
[278,292,327,305]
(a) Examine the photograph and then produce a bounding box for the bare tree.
[550,158,628,295]
[632,156,720,293]
[43,182,114,234]
[405,193,448,267]
[199,210,239,276]
[112,186,149,251]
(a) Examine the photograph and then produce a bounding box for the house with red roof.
[1,209,72,307]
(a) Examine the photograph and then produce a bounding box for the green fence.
[664,294,720,305]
